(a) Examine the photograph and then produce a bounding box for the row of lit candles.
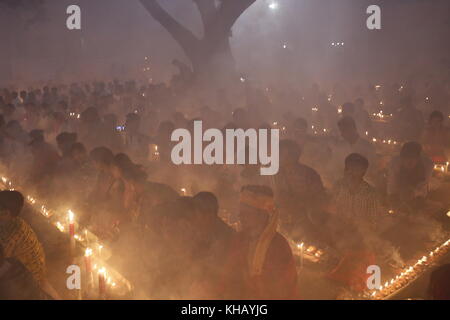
[433,162,449,173]
[1,175,131,298]
[366,239,450,300]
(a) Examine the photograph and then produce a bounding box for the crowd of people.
[0,73,450,299]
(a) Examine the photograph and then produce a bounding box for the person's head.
[400,141,422,170]
[338,116,359,143]
[125,113,141,134]
[0,191,24,225]
[428,110,444,129]
[3,104,15,117]
[292,117,308,136]
[89,147,114,170]
[29,129,45,144]
[429,264,450,299]
[6,120,23,137]
[56,132,77,156]
[80,107,100,124]
[279,139,301,166]
[239,185,275,238]
[19,90,27,100]
[157,121,175,140]
[341,102,355,116]
[160,197,199,254]
[344,153,369,185]
[354,98,365,109]
[193,192,219,231]
[103,113,118,130]
[121,163,148,189]
[70,142,87,164]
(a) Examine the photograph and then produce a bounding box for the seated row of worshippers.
[0,133,445,299]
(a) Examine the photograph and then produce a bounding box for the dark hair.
[70,142,86,155]
[337,116,357,130]
[193,192,219,217]
[429,110,444,122]
[345,153,369,170]
[0,191,24,217]
[56,132,77,145]
[89,147,114,166]
[114,153,147,182]
[279,139,302,161]
[29,129,44,143]
[342,102,355,114]
[400,141,422,159]
[241,185,274,198]
[159,197,196,224]
[429,264,450,299]
[293,117,308,129]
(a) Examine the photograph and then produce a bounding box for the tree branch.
[139,0,201,59]
[192,0,218,30]
[204,0,256,45]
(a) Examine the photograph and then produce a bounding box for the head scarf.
[240,189,279,277]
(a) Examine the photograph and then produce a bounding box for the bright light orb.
[268,2,279,10]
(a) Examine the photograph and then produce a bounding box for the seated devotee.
[27,129,61,191]
[327,116,376,186]
[88,147,116,198]
[289,117,332,173]
[421,111,450,163]
[391,96,425,142]
[220,185,298,299]
[428,264,450,300]
[274,139,327,239]
[192,192,235,260]
[66,143,95,194]
[143,197,223,299]
[122,162,179,224]
[341,101,372,135]
[326,231,376,296]
[330,153,385,231]
[124,113,150,163]
[56,132,77,159]
[0,243,47,300]
[0,191,59,299]
[79,107,108,150]
[387,142,434,208]
[151,120,175,163]
[102,113,124,153]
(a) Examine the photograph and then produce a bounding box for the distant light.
[331,42,335,46]
[268,2,279,10]
[240,77,246,83]
[283,43,287,49]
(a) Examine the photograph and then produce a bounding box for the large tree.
[139,0,257,84]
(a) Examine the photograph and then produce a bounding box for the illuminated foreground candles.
[98,267,107,298]
[0,174,133,299]
[433,162,449,173]
[85,248,93,274]
[366,239,450,300]
[68,210,76,257]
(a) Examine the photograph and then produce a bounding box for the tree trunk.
[140,0,256,86]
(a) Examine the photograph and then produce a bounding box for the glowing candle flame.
[68,210,75,223]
